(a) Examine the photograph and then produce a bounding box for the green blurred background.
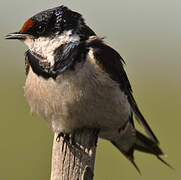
[0,0,180,179]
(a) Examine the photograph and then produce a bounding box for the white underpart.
[24,30,80,66]
[25,47,131,134]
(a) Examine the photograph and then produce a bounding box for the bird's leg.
[56,132,74,152]
[56,129,100,152]
[56,132,71,143]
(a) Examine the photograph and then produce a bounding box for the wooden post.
[50,129,98,180]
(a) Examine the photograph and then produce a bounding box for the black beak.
[5,32,30,40]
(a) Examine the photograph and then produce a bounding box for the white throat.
[24,30,80,66]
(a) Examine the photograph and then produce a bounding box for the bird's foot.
[56,132,64,142]
[56,132,71,143]
[56,128,100,152]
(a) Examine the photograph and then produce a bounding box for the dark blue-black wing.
[87,37,159,143]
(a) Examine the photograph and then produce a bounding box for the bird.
[5,5,171,173]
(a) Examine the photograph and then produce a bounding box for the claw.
[56,132,64,142]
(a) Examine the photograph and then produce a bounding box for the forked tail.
[111,130,172,174]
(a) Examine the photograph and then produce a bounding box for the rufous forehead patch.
[20,18,34,33]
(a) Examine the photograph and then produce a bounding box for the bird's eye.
[36,25,46,35]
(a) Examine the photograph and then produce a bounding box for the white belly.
[24,56,131,133]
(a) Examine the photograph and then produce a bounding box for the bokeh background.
[0,0,180,179]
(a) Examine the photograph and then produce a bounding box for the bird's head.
[6,6,95,65]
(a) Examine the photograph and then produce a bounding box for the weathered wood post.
[50,129,98,180]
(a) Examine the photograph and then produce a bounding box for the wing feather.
[87,37,159,143]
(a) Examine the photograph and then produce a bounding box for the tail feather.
[128,156,141,174]
[128,93,159,143]
[111,130,172,173]
[111,140,141,174]
[135,131,173,168]
[134,131,163,155]
[157,156,173,169]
